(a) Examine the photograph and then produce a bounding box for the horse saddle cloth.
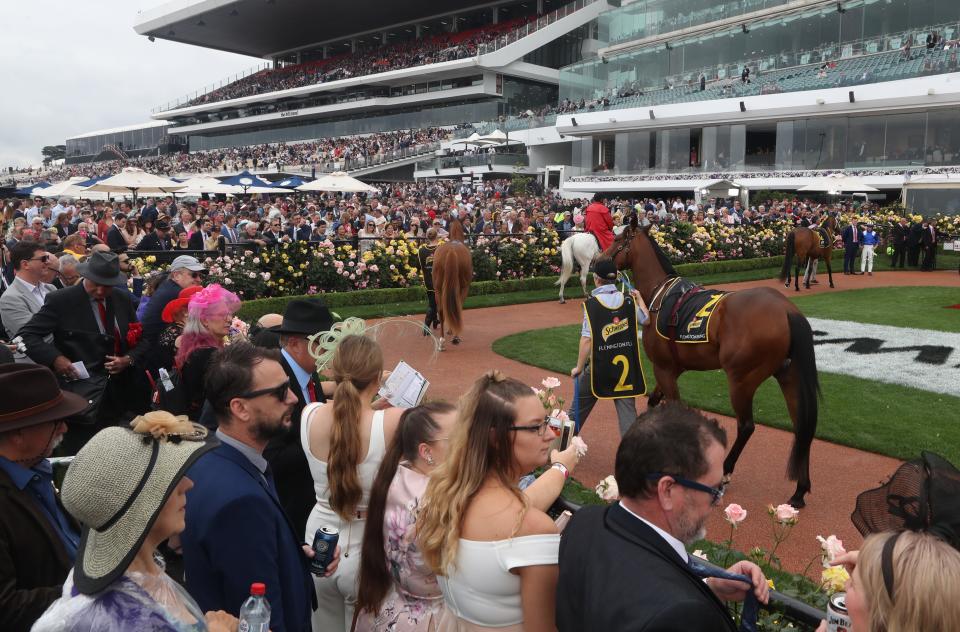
[655,278,730,343]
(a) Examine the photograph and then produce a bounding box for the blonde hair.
[856,530,960,632]
[417,371,533,576]
[328,335,383,521]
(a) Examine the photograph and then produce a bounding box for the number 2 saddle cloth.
[654,278,730,344]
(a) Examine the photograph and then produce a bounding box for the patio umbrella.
[296,171,378,193]
[37,177,91,199]
[175,176,237,196]
[84,167,185,205]
[15,181,51,196]
[218,170,272,195]
[797,173,879,194]
[274,176,310,189]
[76,174,112,188]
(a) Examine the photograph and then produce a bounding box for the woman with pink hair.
[174,283,240,421]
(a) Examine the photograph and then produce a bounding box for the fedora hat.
[274,298,334,336]
[0,364,90,432]
[62,414,215,595]
[76,250,126,286]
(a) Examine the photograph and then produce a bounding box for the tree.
[41,145,66,165]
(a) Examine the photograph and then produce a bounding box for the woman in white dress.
[417,371,579,632]
[301,334,403,632]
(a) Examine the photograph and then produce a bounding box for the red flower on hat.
[127,322,143,348]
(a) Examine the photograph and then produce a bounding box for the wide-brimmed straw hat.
[61,413,216,594]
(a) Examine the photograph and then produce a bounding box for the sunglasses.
[646,472,726,506]
[510,415,552,437]
[190,271,206,279]
[29,255,50,263]
[236,379,291,401]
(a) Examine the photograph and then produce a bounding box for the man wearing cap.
[19,251,151,446]
[568,257,648,437]
[141,255,206,368]
[264,299,335,537]
[1,241,56,342]
[0,364,89,631]
[138,218,173,251]
[860,222,879,276]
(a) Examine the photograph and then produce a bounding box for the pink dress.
[355,464,443,632]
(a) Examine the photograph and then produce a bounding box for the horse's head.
[605,214,645,270]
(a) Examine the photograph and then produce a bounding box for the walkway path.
[374,269,958,572]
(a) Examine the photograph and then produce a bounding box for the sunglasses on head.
[236,379,291,401]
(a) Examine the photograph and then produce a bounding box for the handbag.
[153,367,189,415]
[60,372,110,424]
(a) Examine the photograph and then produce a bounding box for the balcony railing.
[476,0,602,55]
[416,152,530,171]
[152,62,273,114]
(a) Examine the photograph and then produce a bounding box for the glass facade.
[606,107,960,174]
[65,125,172,163]
[563,0,960,105]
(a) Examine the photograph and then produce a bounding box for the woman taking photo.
[301,334,403,632]
[417,371,579,632]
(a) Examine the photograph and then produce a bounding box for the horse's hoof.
[452,336,461,345]
[787,496,806,510]
[829,283,835,288]
[559,298,566,304]
[438,339,446,351]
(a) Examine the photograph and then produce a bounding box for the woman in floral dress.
[355,403,458,632]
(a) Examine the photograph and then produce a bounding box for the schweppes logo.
[601,317,629,342]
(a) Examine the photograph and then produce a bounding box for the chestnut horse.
[606,221,820,507]
[780,215,839,291]
[432,219,473,349]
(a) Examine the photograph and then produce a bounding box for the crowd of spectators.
[183,16,536,108]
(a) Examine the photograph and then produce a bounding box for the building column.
[492,6,499,24]
[450,14,458,32]
[382,31,388,45]
[415,24,422,38]
[351,38,357,53]
[322,45,329,59]
[537,0,544,14]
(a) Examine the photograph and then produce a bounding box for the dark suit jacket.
[0,468,74,632]
[182,442,313,632]
[142,278,184,356]
[921,225,937,246]
[891,223,909,247]
[137,232,171,251]
[264,353,325,539]
[106,225,127,251]
[285,226,312,242]
[19,284,148,373]
[841,224,862,247]
[187,231,207,250]
[557,504,736,632]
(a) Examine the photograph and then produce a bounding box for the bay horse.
[780,215,839,291]
[606,220,820,507]
[432,218,473,350]
[556,232,600,303]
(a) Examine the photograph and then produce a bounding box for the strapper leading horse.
[780,215,839,291]
[432,219,473,350]
[607,220,821,507]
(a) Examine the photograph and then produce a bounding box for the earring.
[425,454,435,466]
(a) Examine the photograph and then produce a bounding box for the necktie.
[686,558,759,632]
[307,377,318,403]
[96,299,122,355]
[852,227,858,243]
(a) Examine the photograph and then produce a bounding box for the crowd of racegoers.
[182,16,536,107]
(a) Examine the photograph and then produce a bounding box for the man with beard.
[556,402,769,631]
[181,343,338,632]
[0,364,89,632]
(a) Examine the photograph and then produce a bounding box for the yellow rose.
[146,255,157,264]
[820,566,849,595]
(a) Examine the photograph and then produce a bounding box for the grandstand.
[36,0,960,213]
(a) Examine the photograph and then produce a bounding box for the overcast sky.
[1,0,258,169]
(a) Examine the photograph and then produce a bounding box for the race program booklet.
[378,361,429,408]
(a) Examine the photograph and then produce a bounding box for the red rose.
[127,322,143,348]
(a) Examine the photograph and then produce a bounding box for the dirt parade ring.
[373,269,958,572]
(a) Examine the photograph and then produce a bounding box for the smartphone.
[559,420,575,451]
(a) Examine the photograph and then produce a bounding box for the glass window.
[926,108,960,165]
[846,115,885,168]
[883,111,926,166]
[804,117,846,169]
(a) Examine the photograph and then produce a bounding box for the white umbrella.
[175,176,235,196]
[296,171,378,193]
[85,167,185,204]
[797,173,879,194]
[472,129,522,147]
[457,132,482,148]
[38,177,92,198]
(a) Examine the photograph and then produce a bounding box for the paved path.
[374,269,958,572]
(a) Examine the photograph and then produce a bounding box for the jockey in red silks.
[584,193,614,251]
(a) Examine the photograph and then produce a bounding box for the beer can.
[826,591,852,632]
[310,526,339,576]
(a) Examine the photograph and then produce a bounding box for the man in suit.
[0,241,56,342]
[181,343,338,632]
[137,218,173,251]
[19,251,151,449]
[106,213,129,251]
[890,216,909,268]
[220,214,240,244]
[920,217,938,271]
[557,402,769,631]
[187,217,216,251]
[285,214,312,242]
[0,364,89,632]
[907,218,923,266]
[264,299,334,538]
[841,219,862,275]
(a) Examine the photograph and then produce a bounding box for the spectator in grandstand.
[557,401,769,631]
[0,242,56,340]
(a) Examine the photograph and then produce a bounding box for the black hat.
[274,299,334,336]
[591,257,619,281]
[76,250,126,286]
[0,364,90,432]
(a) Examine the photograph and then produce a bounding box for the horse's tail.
[438,246,466,334]
[556,237,575,286]
[779,232,796,282]
[786,311,820,482]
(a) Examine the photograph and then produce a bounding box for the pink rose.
[571,436,588,458]
[723,503,748,526]
[595,475,619,501]
[773,503,800,524]
[817,535,846,566]
[542,376,562,390]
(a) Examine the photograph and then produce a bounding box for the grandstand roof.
[135,0,525,58]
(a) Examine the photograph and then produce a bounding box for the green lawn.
[492,287,960,463]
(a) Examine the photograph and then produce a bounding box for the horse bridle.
[608,227,675,313]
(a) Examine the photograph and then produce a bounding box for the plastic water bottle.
[238,582,271,632]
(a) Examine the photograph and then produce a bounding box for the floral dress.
[356,464,443,632]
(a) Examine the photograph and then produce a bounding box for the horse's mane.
[448,218,466,242]
[640,228,678,277]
